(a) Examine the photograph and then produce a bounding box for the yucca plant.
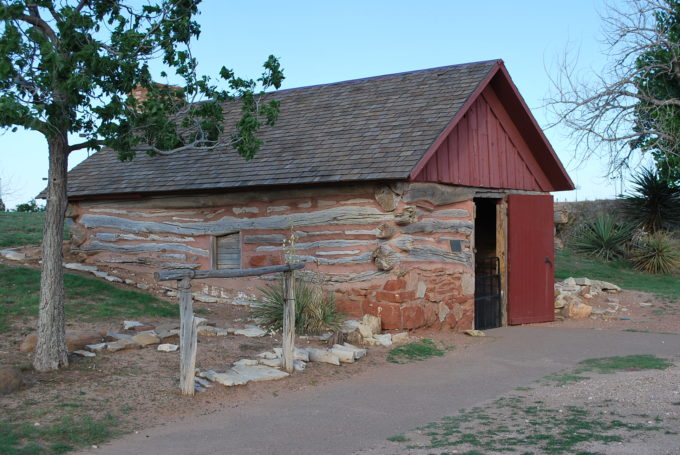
[621,167,680,233]
[251,277,345,335]
[629,231,680,274]
[571,214,634,261]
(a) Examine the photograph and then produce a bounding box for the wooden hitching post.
[178,276,198,396]
[282,270,296,373]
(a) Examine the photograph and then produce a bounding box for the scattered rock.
[194,377,212,389]
[201,365,289,386]
[20,331,105,353]
[107,339,142,352]
[639,302,653,307]
[391,332,410,344]
[256,351,279,360]
[258,358,282,368]
[607,297,620,304]
[194,317,208,326]
[574,277,591,286]
[156,330,180,344]
[332,343,367,360]
[234,326,267,338]
[306,348,341,365]
[85,343,108,352]
[64,263,98,272]
[464,329,486,337]
[0,366,23,395]
[157,344,179,352]
[329,346,356,363]
[1,249,26,261]
[131,333,160,346]
[372,333,393,346]
[106,331,132,341]
[73,350,96,358]
[273,347,309,361]
[234,359,259,367]
[132,325,156,332]
[123,320,144,330]
[198,326,219,337]
[293,360,306,372]
[562,302,593,319]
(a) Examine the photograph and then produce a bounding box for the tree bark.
[33,135,69,372]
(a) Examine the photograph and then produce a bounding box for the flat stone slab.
[85,343,108,352]
[64,262,98,272]
[1,249,26,261]
[157,344,179,352]
[234,326,267,338]
[132,333,161,346]
[73,350,96,357]
[232,365,289,383]
[306,348,341,366]
[373,334,393,346]
[201,365,289,387]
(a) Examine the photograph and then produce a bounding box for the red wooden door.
[507,194,554,325]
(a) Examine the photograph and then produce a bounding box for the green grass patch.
[575,354,673,374]
[0,212,45,248]
[555,248,680,301]
[0,212,69,248]
[0,263,177,333]
[386,338,446,364]
[541,355,673,387]
[386,434,410,442]
[405,397,666,454]
[0,414,119,455]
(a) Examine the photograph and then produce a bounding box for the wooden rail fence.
[155,262,306,396]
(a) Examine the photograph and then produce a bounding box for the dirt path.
[71,327,680,455]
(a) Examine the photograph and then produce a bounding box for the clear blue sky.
[1,0,621,208]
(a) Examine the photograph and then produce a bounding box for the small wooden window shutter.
[214,232,241,270]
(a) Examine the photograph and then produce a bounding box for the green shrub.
[570,214,633,261]
[251,276,345,335]
[629,231,680,274]
[15,199,45,213]
[622,167,680,233]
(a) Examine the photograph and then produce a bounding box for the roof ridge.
[270,59,502,95]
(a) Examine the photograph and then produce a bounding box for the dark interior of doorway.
[474,198,502,330]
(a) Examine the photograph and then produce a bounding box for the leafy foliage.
[629,231,680,274]
[0,0,283,370]
[631,3,680,181]
[548,0,680,181]
[251,277,345,335]
[622,167,680,232]
[14,199,44,212]
[0,0,283,159]
[570,214,634,261]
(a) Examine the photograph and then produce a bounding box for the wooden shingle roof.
[66,60,504,198]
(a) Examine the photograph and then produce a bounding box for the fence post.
[282,270,296,373]
[178,276,198,396]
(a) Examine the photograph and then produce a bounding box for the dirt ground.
[2,255,680,452]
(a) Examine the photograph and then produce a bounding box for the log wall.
[67,182,476,330]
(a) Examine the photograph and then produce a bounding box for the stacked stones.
[554,277,622,319]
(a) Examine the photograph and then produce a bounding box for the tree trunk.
[33,135,69,372]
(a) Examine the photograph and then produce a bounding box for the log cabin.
[60,59,574,331]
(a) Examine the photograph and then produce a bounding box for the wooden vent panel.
[217,233,241,269]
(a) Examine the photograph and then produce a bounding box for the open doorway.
[473,197,502,330]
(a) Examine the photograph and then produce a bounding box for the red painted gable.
[410,62,574,192]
